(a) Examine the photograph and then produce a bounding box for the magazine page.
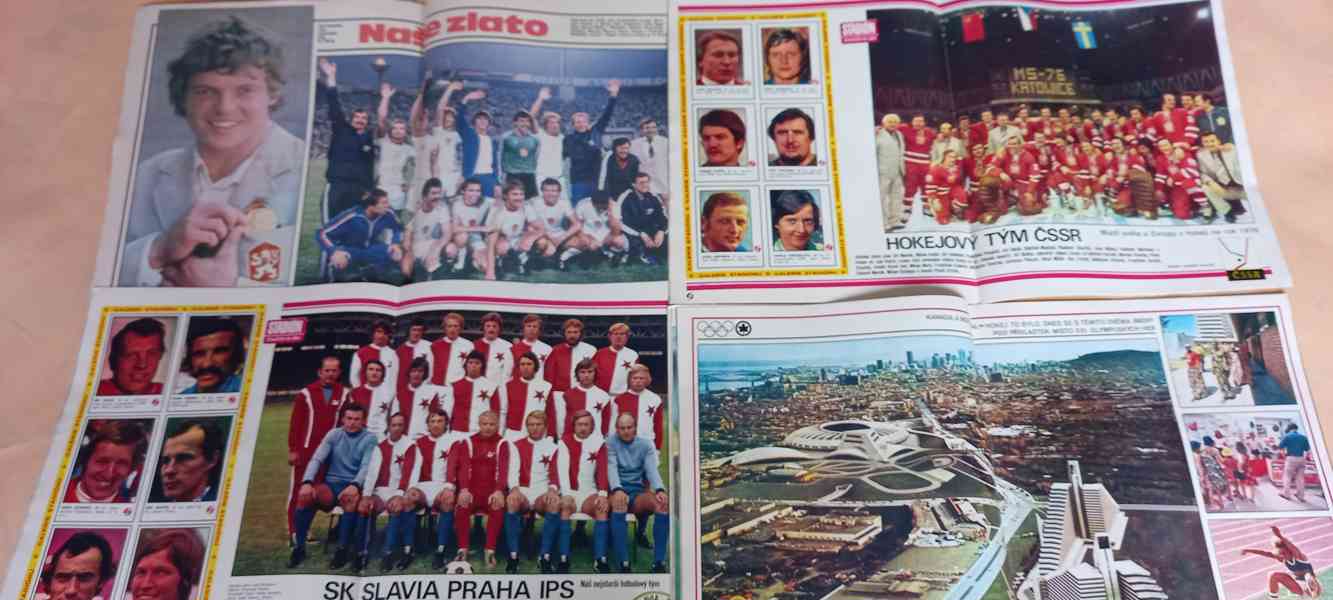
[673,293,1329,599]
[3,283,674,600]
[93,0,674,301]
[90,0,423,289]
[667,0,1290,304]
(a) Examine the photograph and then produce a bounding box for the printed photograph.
[695,335,1217,599]
[62,419,154,505]
[297,41,669,285]
[697,107,755,168]
[759,26,817,86]
[769,189,827,252]
[694,28,748,86]
[698,190,756,254]
[32,528,128,600]
[1209,517,1332,600]
[868,1,1250,231]
[173,315,254,395]
[1182,411,1327,513]
[126,527,211,600]
[118,6,314,286]
[233,310,670,576]
[1161,312,1296,407]
[96,317,176,397]
[764,107,822,168]
[148,416,233,504]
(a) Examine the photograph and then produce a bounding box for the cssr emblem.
[735,321,752,336]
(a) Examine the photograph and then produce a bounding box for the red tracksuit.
[449,432,509,550]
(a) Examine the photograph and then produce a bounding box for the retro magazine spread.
[667,0,1290,304]
[6,1,1329,600]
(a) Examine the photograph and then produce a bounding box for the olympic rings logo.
[695,320,752,338]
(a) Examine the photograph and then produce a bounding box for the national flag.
[1017,7,1037,32]
[1072,20,1097,49]
[961,11,985,43]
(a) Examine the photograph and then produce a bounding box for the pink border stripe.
[686,268,1272,291]
[283,296,668,310]
[683,0,1151,13]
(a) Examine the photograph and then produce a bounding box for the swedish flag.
[1072,20,1097,49]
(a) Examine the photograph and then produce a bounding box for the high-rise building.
[1017,461,1167,600]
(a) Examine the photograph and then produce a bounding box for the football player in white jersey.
[449,178,495,274]
[561,189,628,268]
[503,410,560,573]
[528,178,581,268]
[375,83,416,212]
[403,409,467,569]
[484,179,535,280]
[434,84,464,201]
[358,413,418,572]
[404,178,453,278]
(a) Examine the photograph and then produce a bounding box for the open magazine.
[6,287,1331,600]
[92,0,671,296]
[667,0,1290,303]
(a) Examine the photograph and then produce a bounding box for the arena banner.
[667,0,1292,304]
[3,284,674,600]
[674,293,1333,600]
[91,0,671,299]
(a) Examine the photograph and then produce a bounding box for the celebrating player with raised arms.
[500,352,553,442]
[503,410,560,573]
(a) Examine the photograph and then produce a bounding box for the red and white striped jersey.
[592,345,638,395]
[351,343,399,389]
[474,337,514,384]
[414,431,466,484]
[556,433,608,494]
[507,436,559,490]
[448,376,500,434]
[612,389,665,450]
[395,339,434,387]
[547,384,612,440]
[543,341,596,392]
[510,338,552,381]
[398,382,449,440]
[368,435,419,491]
[499,377,554,440]
[350,382,398,440]
[429,336,474,385]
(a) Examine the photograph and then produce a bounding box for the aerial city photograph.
[695,335,1218,600]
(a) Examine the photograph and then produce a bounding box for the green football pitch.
[231,400,671,576]
[295,158,668,286]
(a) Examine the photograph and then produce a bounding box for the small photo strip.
[1160,311,1297,408]
[1182,410,1327,513]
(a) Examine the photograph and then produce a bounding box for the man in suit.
[1196,132,1246,222]
[876,113,906,231]
[121,16,305,287]
[629,119,669,197]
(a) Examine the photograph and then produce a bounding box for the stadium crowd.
[875,92,1245,229]
[284,313,668,576]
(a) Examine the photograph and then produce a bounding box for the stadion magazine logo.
[696,320,751,338]
[263,317,308,344]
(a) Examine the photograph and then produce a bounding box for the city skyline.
[699,336,1160,370]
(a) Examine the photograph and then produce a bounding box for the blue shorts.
[621,481,645,500]
[326,479,358,501]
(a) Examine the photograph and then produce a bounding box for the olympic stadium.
[698,399,1180,600]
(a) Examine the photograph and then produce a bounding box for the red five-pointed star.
[495,353,504,362]
[379,402,391,414]
[394,454,404,465]
[419,398,431,409]
[539,454,553,467]
[458,352,467,361]
[586,452,598,464]
[533,390,546,401]
[621,361,632,370]
[439,449,449,461]
[479,389,492,402]
[646,405,657,416]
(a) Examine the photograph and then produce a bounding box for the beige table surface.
[2,0,1332,579]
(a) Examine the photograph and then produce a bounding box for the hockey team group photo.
[869,0,1249,231]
